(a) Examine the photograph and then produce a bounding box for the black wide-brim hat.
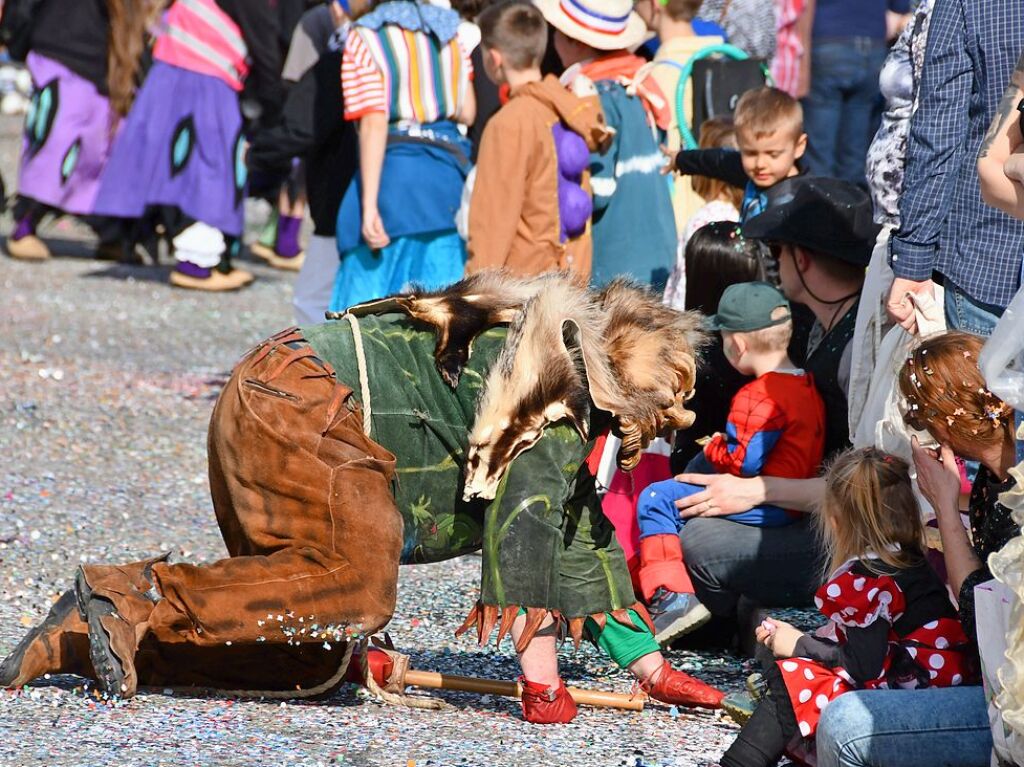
[742,176,881,267]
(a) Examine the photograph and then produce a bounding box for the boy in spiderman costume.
[635,282,826,645]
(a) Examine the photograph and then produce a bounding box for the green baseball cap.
[705,281,792,332]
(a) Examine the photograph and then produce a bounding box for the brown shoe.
[250,244,305,272]
[75,568,148,698]
[0,590,91,687]
[6,234,51,261]
[170,267,254,292]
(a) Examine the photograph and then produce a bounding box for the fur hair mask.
[345,271,705,501]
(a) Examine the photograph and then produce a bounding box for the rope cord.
[344,312,373,436]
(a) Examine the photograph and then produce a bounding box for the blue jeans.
[802,37,888,183]
[816,687,992,767]
[944,280,1004,337]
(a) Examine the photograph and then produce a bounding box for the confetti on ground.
[0,114,815,767]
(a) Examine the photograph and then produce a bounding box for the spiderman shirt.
[637,370,825,538]
[703,370,825,485]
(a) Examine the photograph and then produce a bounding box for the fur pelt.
[335,270,706,500]
[338,272,562,387]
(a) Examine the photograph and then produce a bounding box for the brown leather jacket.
[466,75,608,279]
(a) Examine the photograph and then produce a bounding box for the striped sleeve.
[342,29,387,120]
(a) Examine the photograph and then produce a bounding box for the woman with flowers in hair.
[897,331,1020,645]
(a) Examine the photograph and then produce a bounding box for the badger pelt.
[463,276,705,500]
[596,279,708,471]
[340,271,566,387]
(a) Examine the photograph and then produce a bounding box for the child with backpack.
[537,0,677,289]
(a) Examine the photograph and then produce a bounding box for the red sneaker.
[641,661,724,709]
[519,677,578,724]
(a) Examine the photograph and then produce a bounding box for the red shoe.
[519,677,578,724]
[641,661,724,709]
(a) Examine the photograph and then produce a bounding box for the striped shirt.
[771,0,805,97]
[341,24,472,124]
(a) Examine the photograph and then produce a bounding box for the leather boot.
[641,660,724,709]
[75,559,164,698]
[0,590,93,687]
[519,677,578,724]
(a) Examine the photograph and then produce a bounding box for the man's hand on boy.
[674,472,763,518]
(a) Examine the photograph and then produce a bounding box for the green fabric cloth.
[299,313,638,620]
[588,609,660,668]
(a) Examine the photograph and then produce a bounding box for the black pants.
[680,516,826,619]
[721,646,800,767]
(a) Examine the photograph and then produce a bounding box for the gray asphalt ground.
[0,112,776,767]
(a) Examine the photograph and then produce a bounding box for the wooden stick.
[402,669,645,711]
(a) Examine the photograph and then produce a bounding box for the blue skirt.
[329,230,466,312]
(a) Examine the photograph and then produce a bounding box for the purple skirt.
[18,52,118,215]
[93,62,245,236]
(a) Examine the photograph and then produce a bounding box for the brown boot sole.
[75,569,135,698]
[0,590,78,687]
[250,245,305,271]
[6,235,51,261]
[169,269,254,292]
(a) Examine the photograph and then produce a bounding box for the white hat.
[535,0,647,51]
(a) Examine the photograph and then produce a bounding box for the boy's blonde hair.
[479,1,548,71]
[731,306,792,353]
[734,87,804,141]
[816,448,925,576]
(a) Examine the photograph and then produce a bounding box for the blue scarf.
[355,1,460,44]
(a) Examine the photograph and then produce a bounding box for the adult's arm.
[977,50,1024,218]
[889,0,971,278]
[675,473,825,517]
[673,148,749,189]
[886,0,970,328]
[911,439,984,640]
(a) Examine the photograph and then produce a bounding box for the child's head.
[537,0,647,66]
[818,448,925,576]
[634,0,702,35]
[706,281,792,375]
[478,1,549,84]
[692,117,743,209]
[733,87,807,189]
[684,222,767,315]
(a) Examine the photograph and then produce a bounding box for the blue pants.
[801,37,888,184]
[816,687,991,767]
[636,456,794,539]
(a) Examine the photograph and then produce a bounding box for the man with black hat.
[670,176,878,634]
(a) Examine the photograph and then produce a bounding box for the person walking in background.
[465,1,608,279]
[3,0,151,262]
[799,0,909,183]
[329,0,476,312]
[635,0,723,237]
[93,0,284,291]
[887,0,1024,336]
[538,0,677,290]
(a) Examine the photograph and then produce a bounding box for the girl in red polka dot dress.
[717,448,977,767]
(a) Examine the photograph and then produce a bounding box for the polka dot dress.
[778,563,973,739]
